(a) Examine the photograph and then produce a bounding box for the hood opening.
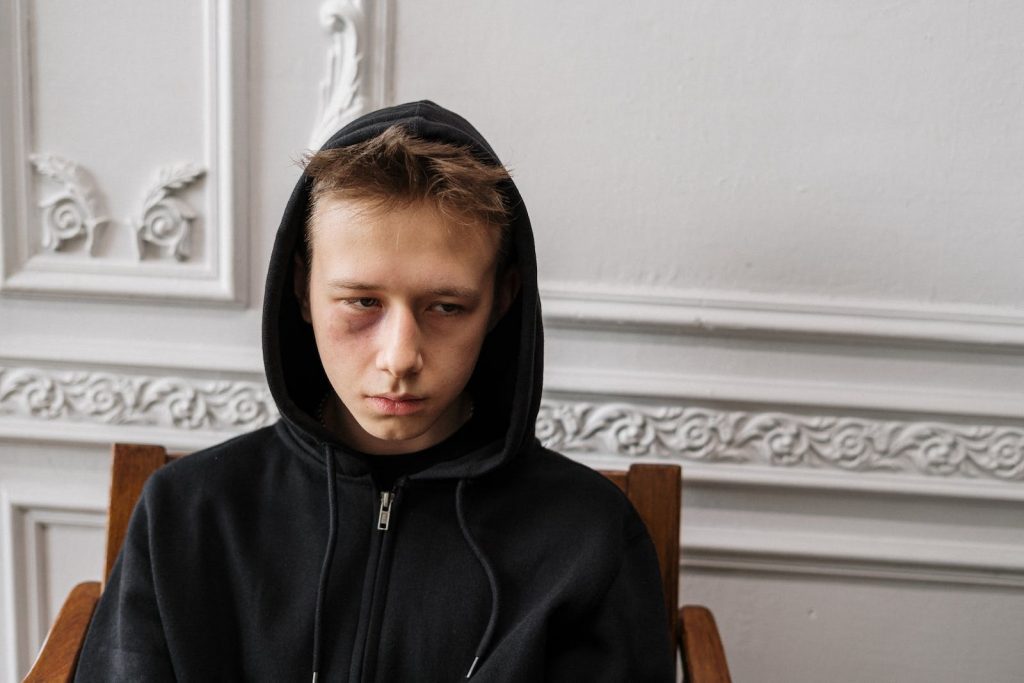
[263,101,543,477]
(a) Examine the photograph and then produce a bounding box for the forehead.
[308,196,500,281]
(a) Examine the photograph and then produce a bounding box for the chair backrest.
[104,443,175,585]
[599,464,682,641]
[104,445,683,639]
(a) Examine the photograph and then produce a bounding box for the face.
[296,196,515,455]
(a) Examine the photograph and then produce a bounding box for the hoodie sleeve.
[545,527,677,682]
[74,483,176,682]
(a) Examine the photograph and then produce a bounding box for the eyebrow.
[325,280,380,291]
[326,280,480,299]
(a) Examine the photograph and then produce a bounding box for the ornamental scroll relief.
[30,154,206,261]
[0,367,274,432]
[537,400,1024,482]
[309,0,368,150]
[29,155,110,256]
[132,163,206,261]
[2,364,1021,482]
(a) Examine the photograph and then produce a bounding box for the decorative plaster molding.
[683,530,1024,589]
[19,508,105,671]
[2,363,1022,484]
[30,157,206,262]
[29,155,110,255]
[310,0,367,149]
[544,366,1024,423]
[308,0,393,151]
[0,0,246,303]
[0,367,276,432]
[0,478,106,682]
[538,399,1024,482]
[542,282,1024,349]
[134,164,207,261]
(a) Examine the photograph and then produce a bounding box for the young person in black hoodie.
[76,101,675,682]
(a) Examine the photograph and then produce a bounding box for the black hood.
[262,101,543,478]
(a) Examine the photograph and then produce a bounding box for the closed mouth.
[367,395,425,416]
[373,394,423,402]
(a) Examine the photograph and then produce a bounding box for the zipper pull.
[377,490,395,531]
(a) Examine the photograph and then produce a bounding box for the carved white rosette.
[30,154,111,255]
[537,399,1024,481]
[309,0,367,149]
[133,164,206,261]
[0,367,275,432]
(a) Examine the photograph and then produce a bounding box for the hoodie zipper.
[352,484,400,682]
[377,490,395,531]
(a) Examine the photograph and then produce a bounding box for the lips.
[367,395,425,416]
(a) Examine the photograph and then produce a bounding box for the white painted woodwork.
[24,510,105,667]
[0,442,108,682]
[1,1,1022,681]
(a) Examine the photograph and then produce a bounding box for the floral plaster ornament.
[30,154,110,255]
[133,163,206,261]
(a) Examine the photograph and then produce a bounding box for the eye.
[345,297,380,310]
[432,302,464,315]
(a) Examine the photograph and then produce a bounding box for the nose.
[376,306,423,378]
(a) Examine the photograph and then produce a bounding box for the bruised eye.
[345,297,380,310]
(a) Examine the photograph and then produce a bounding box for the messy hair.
[302,124,514,270]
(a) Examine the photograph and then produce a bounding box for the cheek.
[311,309,376,369]
[432,318,491,366]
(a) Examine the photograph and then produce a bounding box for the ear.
[489,267,520,331]
[293,253,312,323]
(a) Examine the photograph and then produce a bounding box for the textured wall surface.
[1,1,1023,681]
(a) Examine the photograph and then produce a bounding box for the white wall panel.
[388,3,1024,679]
[22,510,105,669]
[0,441,107,682]
[0,0,247,303]
[684,568,1024,683]
[392,1,1024,312]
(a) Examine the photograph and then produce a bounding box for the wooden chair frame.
[24,444,731,682]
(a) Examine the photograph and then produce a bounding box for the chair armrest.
[23,581,101,683]
[678,604,732,683]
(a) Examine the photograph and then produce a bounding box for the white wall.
[2,1,1023,681]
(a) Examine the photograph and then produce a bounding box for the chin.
[371,428,424,443]
[362,416,431,443]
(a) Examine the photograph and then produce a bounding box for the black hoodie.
[75,101,674,682]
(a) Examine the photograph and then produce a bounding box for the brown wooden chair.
[25,443,731,682]
[602,466,732,683]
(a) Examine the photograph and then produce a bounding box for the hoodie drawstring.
[455,479,500,679]
[310,458,499,680]
[311,445,339,682]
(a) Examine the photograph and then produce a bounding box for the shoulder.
[493,444,649,542]
[520,445,629,498]
[144,425,285,502]
[478,446,661,614]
